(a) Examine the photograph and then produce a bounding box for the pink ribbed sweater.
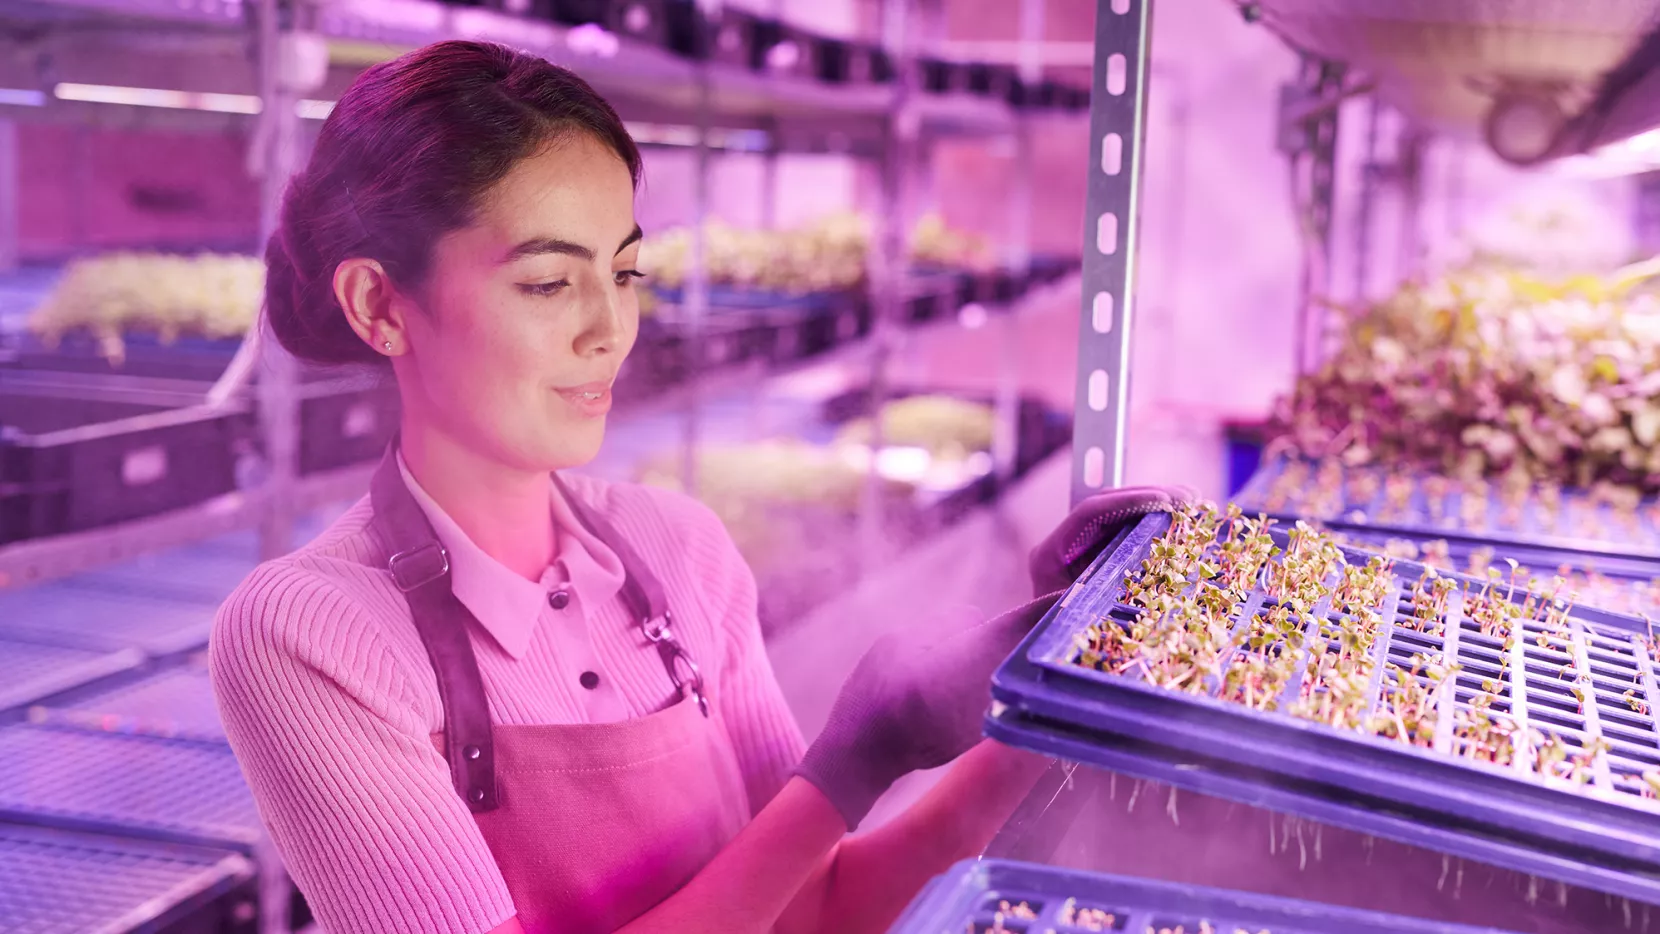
[209,468,807,934]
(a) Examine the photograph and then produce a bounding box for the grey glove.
[795,591,1064,831]
[1028,485,1197,598]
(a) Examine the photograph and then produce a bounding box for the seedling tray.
[0,822,254,934]
[1235,455,1660,577]
[0,724,260,850]
[39,663,224,744]
[988,510,1660,905]
[888,859,1518,934]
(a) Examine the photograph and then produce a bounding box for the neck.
[399,425,556,582]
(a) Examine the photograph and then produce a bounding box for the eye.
[518,279,569,297]
[615,269,646,287]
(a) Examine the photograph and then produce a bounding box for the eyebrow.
[503,225,644,264]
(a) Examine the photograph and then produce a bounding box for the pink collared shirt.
[209,468,807,934]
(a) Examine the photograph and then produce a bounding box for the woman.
[210,39,1181,934]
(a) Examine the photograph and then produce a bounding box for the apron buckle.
[389,543,451,592]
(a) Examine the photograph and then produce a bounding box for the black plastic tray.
[0,369,254,544]
[989,511,1660,905]
[889,859,1520,934]
[0,724,261,850]
[0,822,256,934]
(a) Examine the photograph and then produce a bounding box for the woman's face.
[396,132,641,473]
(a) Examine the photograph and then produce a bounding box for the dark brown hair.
[265,40,643,366]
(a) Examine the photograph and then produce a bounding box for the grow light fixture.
[0,89,46,107]
[51,83,336,120]
[623,121,770,153]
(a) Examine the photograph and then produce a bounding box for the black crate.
[489,0,557,18]
[0,372,254,545]
[609,0,669,45]
[814,37,888,85]
[748,21,822,81]
[965,62,1017,100]
[708,6,764,70]
[295,373,400,476]
[917,58,965,94]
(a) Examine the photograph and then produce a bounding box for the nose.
[573,274,628,358]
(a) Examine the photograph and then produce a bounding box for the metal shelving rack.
[0,0,1086,586]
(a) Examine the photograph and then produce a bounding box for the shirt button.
[462,745,481,761]
[548,589,571,610]
[468,787,485,804]
[580,671,600,690]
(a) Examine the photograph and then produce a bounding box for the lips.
[556,380,613,398]
[556,380,615,417]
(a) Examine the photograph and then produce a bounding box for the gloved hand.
[1028,486,1197,597]
[795,591,1064,831]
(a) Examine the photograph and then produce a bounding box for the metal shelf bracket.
[1071,0,1153,505]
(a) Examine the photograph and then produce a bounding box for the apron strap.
[552,474,709,717]
[369,447,500,813]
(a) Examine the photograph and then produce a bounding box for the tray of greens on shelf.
[988,503,1660,904]
[1311,527,1660,632]
[887,858,1518,934]
[1236,455,1660,575]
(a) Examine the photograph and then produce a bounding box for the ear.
[333,257,409,356]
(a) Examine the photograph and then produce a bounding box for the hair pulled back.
[265,40,642,366]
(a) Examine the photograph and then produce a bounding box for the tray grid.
[44,663,226,743]
[1043,509,1660,817]
[0,823,251,934]
[1240,456,1660,556]
[0,637,142,713]
[0,724,260,849]
[954,889,1285,934]
[893,859,1514,934]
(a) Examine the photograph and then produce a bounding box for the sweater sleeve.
[674,497,809,818]
[209,562,516,934]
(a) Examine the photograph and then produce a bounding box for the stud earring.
[383,340,393,353]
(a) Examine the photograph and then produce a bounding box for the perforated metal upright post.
[856,0,915,574]
[680,70,714,499]
[255,0,302,564]
[1071,0,1154,506]
[0,119,17,273]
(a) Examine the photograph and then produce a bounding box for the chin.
[542,420,606,471]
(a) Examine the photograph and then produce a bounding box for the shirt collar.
[396,454,627,659]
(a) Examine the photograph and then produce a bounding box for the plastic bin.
[889,859,1520,934]
[0,724,260,850]
[988,510,1660,905]
[295,372,400,476]
[0,822,256,934]
[0,370,254,544]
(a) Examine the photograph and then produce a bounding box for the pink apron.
[370,450,753,934]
